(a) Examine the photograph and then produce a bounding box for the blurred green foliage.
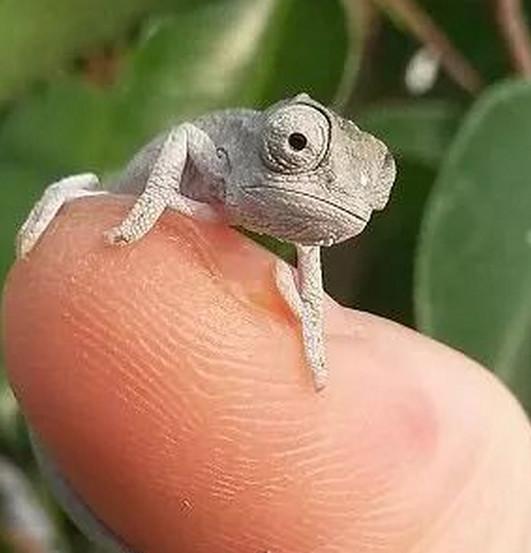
[0,0,531,550]
[416,80,531,412]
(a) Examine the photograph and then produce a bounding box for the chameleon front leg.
[16,173,104,259]
[276,245,327,390]
[105,123,226,245]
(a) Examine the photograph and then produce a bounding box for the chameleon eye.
[288,132,307,151]
[261,104,330,173]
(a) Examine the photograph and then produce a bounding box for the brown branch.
[372,0,484,94]
[495,0,531,76]
[334,0,378,108]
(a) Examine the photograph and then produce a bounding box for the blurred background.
[1,0,531,550]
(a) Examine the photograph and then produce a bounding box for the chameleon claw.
[103,226,132,246]
[16,233,35,260]
[312,367,328,392]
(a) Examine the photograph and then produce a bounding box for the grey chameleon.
[17,92,396,553]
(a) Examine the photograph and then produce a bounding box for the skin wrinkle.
[112,219,280,386]
[242,186,368,223]
[165,216,288,325]
[162,212,225,279]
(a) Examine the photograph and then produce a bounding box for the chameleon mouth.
[243,186,368,223]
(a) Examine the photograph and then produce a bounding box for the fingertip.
[3,195,531,553]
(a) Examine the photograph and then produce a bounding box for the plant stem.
[495,0,531,76]
[371,0,484,94]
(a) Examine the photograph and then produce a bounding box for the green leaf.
[106,0,360,133]
[324,101,451,323]
[0,165,44,463]
[0,0,359,171]
[325,160,435,325]
[0,0,360,264]
[0,82,118,174]
[0,0,180,106]
[357,101,462,166]
[0,164,45,284]
[415,80,531,410]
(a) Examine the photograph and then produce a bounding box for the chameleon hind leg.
[275,245,328,391]
[16,173,105,259]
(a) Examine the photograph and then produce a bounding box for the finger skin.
[2,196,531,553]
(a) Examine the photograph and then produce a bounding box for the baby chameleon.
[17,93,396,391]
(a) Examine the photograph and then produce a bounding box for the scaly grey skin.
[15,93,396,553]
[16,93,396,393]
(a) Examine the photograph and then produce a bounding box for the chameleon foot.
[104,189,222,247]
[102,227,132,246]
[16,173,104,259]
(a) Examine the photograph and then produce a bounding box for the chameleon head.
[232,93,396,246]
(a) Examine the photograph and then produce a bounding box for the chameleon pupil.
[288,132,307,151]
